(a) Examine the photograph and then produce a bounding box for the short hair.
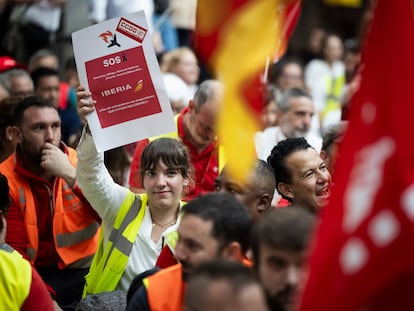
[11,96,57,127]
[268,57,304,85]
[28,49,59,72]
[140,137,192,183]
[321,121,348,152]
[252,159,276,198]
[267,137,313,201]
[185,260,259,311]
[192,79,222,112]
[30,66,59,89]
[0,69,32,92]
[251,208,315,269]
[277,87,312,113]
[0,173,10,215]
[182,192,252,254]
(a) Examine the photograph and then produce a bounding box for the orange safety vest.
[144,264,185,311]
[0,148,99,268]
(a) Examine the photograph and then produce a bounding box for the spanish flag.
[195,0,301,182]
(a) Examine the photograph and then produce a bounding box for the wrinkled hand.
[41,143,76,187]
[76,86,96,123]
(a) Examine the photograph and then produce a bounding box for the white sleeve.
[76,129,128,222]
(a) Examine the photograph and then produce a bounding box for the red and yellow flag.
[195,0,301,182]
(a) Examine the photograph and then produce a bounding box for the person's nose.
[155,173,167,187]
[317,168,331,184]
[44,127,54,142]
[286,265,300,288]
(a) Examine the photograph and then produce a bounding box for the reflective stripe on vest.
[56,222,99,248]
[102,196,142,269]
[83,192,146,295]
[0,250,32,310]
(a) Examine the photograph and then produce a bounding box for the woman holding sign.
[76,88,191,295]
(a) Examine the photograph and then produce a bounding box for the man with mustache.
[126,192,252,311]
[251,208,315,311]
[255,87,322,161]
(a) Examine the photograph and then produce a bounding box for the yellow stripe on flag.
[214,1,284,182]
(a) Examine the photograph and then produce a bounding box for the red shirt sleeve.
[21,267,54,311]
[5,204,30,261]
[128,139,150,188]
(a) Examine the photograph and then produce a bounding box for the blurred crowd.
[0,0,372,311]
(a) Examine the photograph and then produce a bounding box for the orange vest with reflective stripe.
[0,149,99,268]
[144,264,185,311]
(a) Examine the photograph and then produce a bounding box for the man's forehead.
[286,149,321,169]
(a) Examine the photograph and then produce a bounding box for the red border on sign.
[116,17,147,43]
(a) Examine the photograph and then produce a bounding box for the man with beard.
[255,87,322,161]
[126,192,252,311]
[251,208,315,311]
[0,96,99,309]
[267,137,332,213]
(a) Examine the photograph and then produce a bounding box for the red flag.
[194,0,301,182]
[297,1,414,310]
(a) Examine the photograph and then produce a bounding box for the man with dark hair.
[255,87,322,161]
[251,208,315,311]
[31,66,82,145]
[267,137,331,213]
[184,260,269,311]
[215,159,276,222]
[127,192,253,311]
[0,96,99,308]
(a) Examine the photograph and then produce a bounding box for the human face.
[35,76,60,108]
[187,101,219,150]
[280,96,314,138]
[214,168,263,222]
[282,148,331,212]
[16,106,61,165]
[175,215,220,280]
[142,159,186,211]
[172,51,200,85]
[10,75,34,99]
[277,64,303,92]
[261,100,278,129]
[257,244,306,311]
[324,35,343,64]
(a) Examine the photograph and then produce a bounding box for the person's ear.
[187,100,195,114]
[277,182,294,200]
[11,126,22,143]
[221,241,243,261]
[256,193,272,213]
[320,150,328,161]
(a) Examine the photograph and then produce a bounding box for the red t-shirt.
[128,107,219,201]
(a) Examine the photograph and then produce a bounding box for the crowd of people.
[0,0,370,310]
